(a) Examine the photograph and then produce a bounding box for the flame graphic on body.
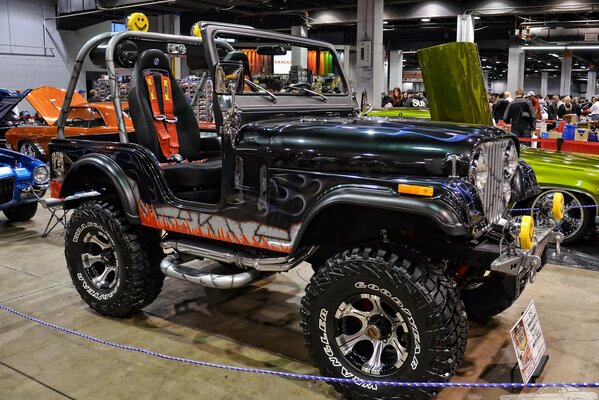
[138,202,296,253]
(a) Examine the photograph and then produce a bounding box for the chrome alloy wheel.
[531,190,585,240]
[334,293,410,376]
[20,142,37,158]
[81,230,119,290]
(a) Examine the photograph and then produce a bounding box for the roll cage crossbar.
[56,30,205,142]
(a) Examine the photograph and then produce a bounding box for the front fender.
[511,159,541,203]
[292,185,470,252]
[60,153,140,223]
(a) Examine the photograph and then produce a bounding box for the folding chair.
[40,197,70,238]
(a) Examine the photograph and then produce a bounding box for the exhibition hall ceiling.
[56,0,599,80]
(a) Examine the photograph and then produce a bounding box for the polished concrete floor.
[1,206,598,400]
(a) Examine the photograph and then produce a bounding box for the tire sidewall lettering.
[71,220,121,302]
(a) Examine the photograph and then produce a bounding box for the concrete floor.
[1,206,598,400]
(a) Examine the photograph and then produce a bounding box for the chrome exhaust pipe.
[159,254,262,289]
[160,240,316,272]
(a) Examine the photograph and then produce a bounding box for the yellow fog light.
[552,192,565,222]
[518,215,535,250]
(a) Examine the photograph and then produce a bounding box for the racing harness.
[144,71,180,160]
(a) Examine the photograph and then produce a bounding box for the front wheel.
[301,247,467,400]
[3,202,37,221]
[530,190,595,244]
[19,140,43,160]
[65,201,164,317]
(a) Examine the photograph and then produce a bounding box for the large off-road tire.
[301,247,467,400]
[65,201,164,317]
[3,202,38,221]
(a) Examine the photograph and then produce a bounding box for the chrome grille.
[474,139,510,225]
[0,177,14,206]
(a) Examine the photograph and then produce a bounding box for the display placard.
[510,301,547,384]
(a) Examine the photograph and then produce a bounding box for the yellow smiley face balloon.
[191,22,202,38]
[127,12,149,32]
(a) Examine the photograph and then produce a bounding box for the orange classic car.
[4,86,133,160]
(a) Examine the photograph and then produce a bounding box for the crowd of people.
[381,87,428,108]
[490,90,599,144]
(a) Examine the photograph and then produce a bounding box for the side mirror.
[214,61,244,95]
[360,89,369,111]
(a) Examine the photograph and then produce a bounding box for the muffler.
[160,239,316,272]
[160,254,264,289]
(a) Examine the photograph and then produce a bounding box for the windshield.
[214,33,347,95]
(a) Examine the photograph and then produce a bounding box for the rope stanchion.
[1,304,598,390]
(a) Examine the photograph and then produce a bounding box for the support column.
[507,46,524,94]
[482,71,489,91]
[291,25,308,70]
[560,51,572,96]
[587,70,597,99]
[456,14,474,43]
[356,0,384,106]
[342,45,352,86]
[541,71,549,97]
[389,50,403,91]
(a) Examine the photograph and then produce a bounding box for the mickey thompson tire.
[301,248,467,400]
[65,201,164,317]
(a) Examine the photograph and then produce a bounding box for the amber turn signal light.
[397,184,434,197]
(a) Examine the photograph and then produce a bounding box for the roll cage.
[56,22,353,142]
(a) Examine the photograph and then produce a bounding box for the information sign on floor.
[510,301,547,384]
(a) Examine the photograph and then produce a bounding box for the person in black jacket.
[493,91,510,123]
[558,96,580,119]
[547,95,559,120]
[503,89,536,146]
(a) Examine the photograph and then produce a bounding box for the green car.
[368,106,599,243]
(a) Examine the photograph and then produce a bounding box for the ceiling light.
[474,15,481,20]
[495,61,500,64]
[421,18,431,22]
[568,45,599,50]
[547,63,552,66]
[481,58,487,61]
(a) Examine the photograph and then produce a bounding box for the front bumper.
[490,226,563,281]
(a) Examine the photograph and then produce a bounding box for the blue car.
[0,147,49,221]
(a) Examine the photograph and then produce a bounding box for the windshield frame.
[204,24,353,114]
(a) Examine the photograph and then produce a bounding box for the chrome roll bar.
[57,30,204,143]
[56,32,116,139]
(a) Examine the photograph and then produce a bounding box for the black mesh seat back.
[129,49,201,162]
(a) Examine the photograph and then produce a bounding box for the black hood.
[0,89,30,125]
[239,117,516,176]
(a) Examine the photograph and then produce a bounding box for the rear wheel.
[65,201,164,317]
[3,202,38,221]
[301,247,467,400]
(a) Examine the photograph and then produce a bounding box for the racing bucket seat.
[129,49,221,202]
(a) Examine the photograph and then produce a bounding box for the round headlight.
[33,165,49,184]
[504,142,519,178]
[472,150,489,192]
